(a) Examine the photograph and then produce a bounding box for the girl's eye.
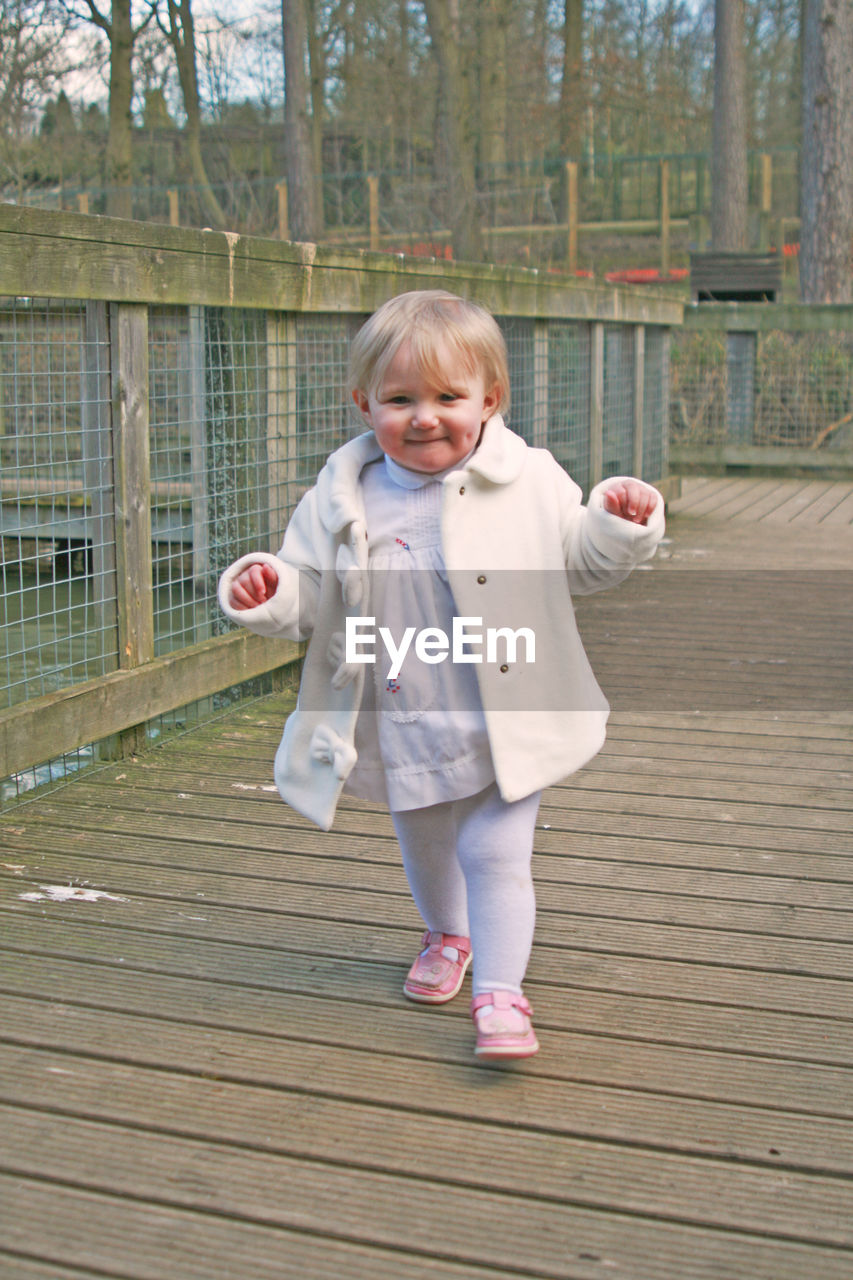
[439,392,460,402]
[387,395,410,405]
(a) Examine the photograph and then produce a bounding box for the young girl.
[219,290,664,1060]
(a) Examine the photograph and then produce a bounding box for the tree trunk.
[711,0,748,250]
[164,0,227,230]
[282,0,320,242]
[478,0,508,174]
[800,0,853,301]
[305,0,326,232]
[423,0,482,261]
[559,0,584,161]
[107,0,134,219]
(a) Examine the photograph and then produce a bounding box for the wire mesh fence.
[12,146,801,271]
[0,253,675,806]
[670,320,853,452]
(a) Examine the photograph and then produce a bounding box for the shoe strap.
[471,991,532,1017]
[421,930,472,959]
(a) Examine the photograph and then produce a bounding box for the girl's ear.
[482,382,502,419]
[352,388,371,420]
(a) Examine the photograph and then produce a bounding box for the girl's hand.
[602,480,657,526]
[229,561,279,610]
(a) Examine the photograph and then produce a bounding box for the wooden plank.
[4,894,852,1020]
[0,203,684,326]
[9,959,853,1145]
[799,481,853,524]
[2,986,852,1142]
[729,479,821,522]
[0,1038,849,1197]
[7,843,853,944]
[5,865,850,980]
[5,1171,851,1280]
[9,812,853,916]
[758,480,841,525]
[667,474,771,516]
[0,632,300,777]
[102,752,853,812]
[5,813,853,917]
[31,771,852,839]
[4,1103,853,1258]
[0,1259,106,1280]
[8,791,852,883]
[3,942,852,1074]
[669,442,853,476]
[0,1176,509,1280]
[80,734,853,787]
[821,488,853,526]
[683,301,853,334]
[696,477,795,520]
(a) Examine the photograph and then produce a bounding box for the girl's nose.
[412,401,440,428]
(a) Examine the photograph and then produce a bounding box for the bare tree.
[156,0,226,228]
[59,0,155,218]
[711,0,748,249]
[559,0,584,160]
[282,0,320,241]
[799,0,853,301]
[0,0,72,198]
[422,0,482,261]
[478,0,509,175]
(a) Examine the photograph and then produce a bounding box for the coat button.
[459,485,465,494]
[477,575,486,584]
[500,664,509,673]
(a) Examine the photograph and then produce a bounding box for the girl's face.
[352,341,500,474]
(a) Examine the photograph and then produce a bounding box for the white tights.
[391,782,541,996]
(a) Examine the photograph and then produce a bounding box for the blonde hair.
[348,290,510,414]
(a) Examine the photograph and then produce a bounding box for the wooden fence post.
[77,192,90,215]
[82,301,116,638]
[659,159,670,277]
[186,305,210,594]
[758,154,773,251]
[110,301,154,755]
[266,311,299,544]
[633,325,646,478]
[168,189,180,227]
[590,322,604,488]
[368,175,380,250]
[277,180,289,240]
[532,321,549,449]
[565,161,578,274]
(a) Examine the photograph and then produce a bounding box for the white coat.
[218,416,665,830]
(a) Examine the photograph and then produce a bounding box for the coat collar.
[464,415,528,485]
[314,415,528,532]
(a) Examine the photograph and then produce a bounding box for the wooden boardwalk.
[1,477,852,1280]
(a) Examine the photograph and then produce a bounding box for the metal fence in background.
[10,146,801,274]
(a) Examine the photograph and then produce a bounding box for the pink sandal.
[471,990,539,1059]
[403,930,472,1004]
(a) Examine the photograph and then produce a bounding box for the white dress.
[345,453,495,811]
